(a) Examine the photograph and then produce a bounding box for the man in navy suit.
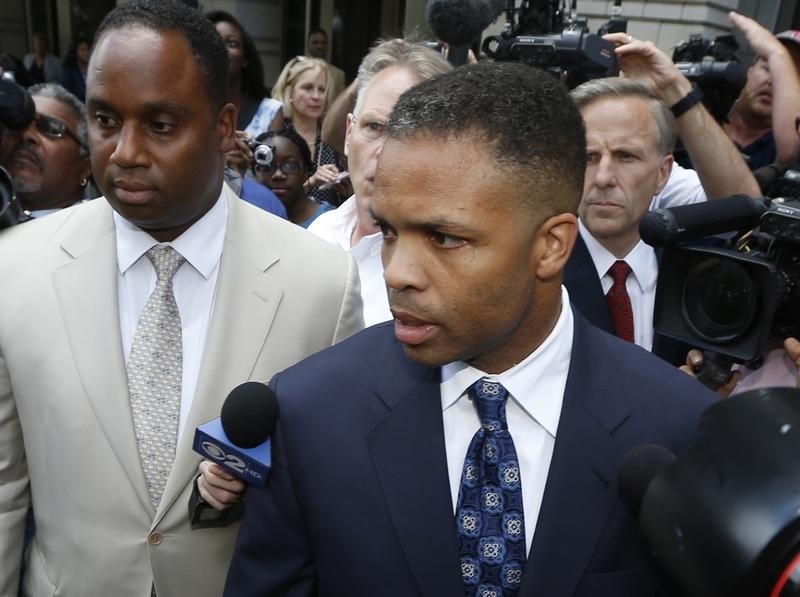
[563,38,758,365]
[224,63,717,597]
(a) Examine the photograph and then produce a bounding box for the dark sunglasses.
[34,114,87,150]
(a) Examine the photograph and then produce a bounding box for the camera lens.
[682,258,758,343]
[253,144,273,168]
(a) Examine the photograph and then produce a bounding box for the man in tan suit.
[0,2,362,596]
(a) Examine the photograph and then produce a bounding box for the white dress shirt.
[308,194,391,326]
[440,286,573,555]
[579,220,659,351]
[650,162,707,210]
[114,189,227,441]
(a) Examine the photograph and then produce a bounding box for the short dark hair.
[95,0,229,110]
[255,125,316,175]
[386,62,587,216]
[308,27,327,40]
[206,10,267,101]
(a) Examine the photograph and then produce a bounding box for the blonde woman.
[273,56,350,206]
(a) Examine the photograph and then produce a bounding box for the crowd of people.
[0,0,799,595]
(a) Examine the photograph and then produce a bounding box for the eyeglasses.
[255,161,305,175]
[34,114,87,150]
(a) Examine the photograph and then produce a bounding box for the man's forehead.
[34,95,79,126]
[581,97,658,146]
[359,67,421,116]
[92,25,190,70]
[89,27,205,105]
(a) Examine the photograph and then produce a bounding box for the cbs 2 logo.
[200,441,247,474]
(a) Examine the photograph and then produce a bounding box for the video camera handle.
[597,0,627,35]
[693,350,736,391]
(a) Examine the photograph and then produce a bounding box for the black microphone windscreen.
[426,0,503,46]
[220,382,279,449]
[618,444,676,520]
[639,194,766,247]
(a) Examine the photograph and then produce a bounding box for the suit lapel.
[564,235,614,335]
[367,348,463,597]
[157,189,282,519]
[53,201,153,515]
[521,313,631,596]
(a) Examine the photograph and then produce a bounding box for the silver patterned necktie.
[127,245,185,508]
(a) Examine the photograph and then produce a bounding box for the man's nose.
[383,238,427,292]
[592,154,616,188]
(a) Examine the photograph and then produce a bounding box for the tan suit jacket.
[0,186,363,597]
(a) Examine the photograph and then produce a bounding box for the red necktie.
[606,260,634,342]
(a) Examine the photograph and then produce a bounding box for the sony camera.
[0,72,35,231]
[672,34,746,123]
[643,193,800,368]
[481,0,617,89]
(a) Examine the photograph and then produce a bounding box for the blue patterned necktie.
[456,379,526,596]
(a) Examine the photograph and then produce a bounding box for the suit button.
[148,532,163,546]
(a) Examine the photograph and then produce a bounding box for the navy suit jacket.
[224,312,716,597]
[565,235,688,366]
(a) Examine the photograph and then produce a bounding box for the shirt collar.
[113,188,228,278]
[440,285,573,437]
[578,219,658,294]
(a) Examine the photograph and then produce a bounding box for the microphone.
[617,444,676,520]
[639,194,767,247]
[189,382,279,529]
[426,0,504,46]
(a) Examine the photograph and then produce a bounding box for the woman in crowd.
[205,10,283,136]
[24,33,61,84]
[272,56,349,206]
[59,38,90,102]
[253,127,333,228]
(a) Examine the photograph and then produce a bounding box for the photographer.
[605,31,760,201]
[2,83,91,217]
[724,13,800,169]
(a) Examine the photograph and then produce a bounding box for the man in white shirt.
[0,2,362,597]
[224,61,715,597]
[308,39,451,325]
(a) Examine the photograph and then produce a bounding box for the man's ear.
[343,113,354,158]
[217,102,238,153]
[534,212,578,281]
[654,153,674,196]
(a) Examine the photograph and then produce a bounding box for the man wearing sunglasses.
[2,82,92,217]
